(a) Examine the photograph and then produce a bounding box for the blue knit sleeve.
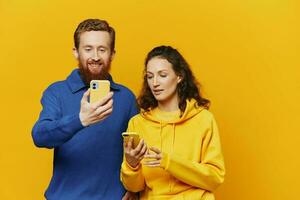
[32,87,84,148]
[127,90,139,120]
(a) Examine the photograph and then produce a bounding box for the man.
[32,19,137,200]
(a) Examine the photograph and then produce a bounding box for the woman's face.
[146,57,181,105]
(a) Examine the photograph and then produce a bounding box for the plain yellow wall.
[1,0,299,199]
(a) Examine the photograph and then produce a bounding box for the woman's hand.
[124,137,147,168]
[143,147,163,167]
[122,191,138,200]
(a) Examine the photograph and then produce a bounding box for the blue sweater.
[32,69,138,200]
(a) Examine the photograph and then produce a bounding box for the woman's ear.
[177,76,182,83]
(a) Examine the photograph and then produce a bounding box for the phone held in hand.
[122,132,141,148]
[90,80,110,104]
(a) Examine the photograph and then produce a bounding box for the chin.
[87,68,100,75]
[154,96,166,102]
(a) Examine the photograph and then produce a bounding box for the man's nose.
[92,50,100,61]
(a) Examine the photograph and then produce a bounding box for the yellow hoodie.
[121,99,225,200]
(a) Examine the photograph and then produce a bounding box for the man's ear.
[72,47,79,59]
[110,50,116,61]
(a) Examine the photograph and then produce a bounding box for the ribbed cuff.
[124,160,141,171]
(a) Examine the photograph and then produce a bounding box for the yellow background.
[1,0,299,199]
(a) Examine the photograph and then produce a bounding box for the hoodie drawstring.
[159,122,163,152]
[169,123,176,192]
[172,123,175,154]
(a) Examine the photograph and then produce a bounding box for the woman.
[121,46,225,199]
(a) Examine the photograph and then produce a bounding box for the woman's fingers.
[133,139,144,153]
[137,142,147,158]
[143,160,161,167]
[142,146,162,168]
[144,153,159,159]
[149,146,161,154]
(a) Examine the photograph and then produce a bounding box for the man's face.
[73,31,115,84]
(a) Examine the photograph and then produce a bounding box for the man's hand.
[122,191,138,200]
[79,89,113,127]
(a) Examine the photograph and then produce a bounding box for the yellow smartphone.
[90,80,110,104]
[122,132,141,148]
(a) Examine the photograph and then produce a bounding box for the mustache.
[87,60,103,65]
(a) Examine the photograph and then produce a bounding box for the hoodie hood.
[140,98,204,124]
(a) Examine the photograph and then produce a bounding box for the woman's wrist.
[126,159,141,170]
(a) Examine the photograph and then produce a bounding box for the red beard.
[78,60,111,86]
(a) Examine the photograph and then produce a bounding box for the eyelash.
[146,74,167,79]
[84,48,106,52]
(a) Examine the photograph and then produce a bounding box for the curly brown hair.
[74,19,115,52]
[137,46,210,113]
